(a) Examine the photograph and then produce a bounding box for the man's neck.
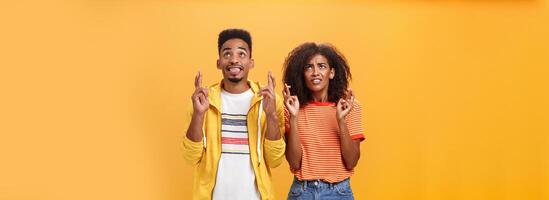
[222,79,250,94]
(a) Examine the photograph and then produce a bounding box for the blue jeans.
[287,177,355,200]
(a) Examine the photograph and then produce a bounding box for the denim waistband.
[293,177,350,190]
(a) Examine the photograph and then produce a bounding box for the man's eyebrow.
[221,47,248,53]
[237,47,249,52]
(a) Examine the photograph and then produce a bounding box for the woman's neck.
[311,91,328,102]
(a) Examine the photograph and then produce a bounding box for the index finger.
[194,71,202,89]
[284,83,291,96]
[268,71,275,89]
[348,88,354,99]
[348,88,355,102]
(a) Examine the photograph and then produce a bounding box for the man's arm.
[259,72,285,168]
[181,72,209,165]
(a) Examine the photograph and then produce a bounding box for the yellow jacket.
[181,80,286,200]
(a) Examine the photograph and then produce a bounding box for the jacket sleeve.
[180,102,204,166]
[263,94,286,168]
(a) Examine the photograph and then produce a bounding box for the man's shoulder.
[206,82,221,89]
[203,82,222,94]
[247,79,262,90]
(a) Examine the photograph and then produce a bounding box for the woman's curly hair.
[282,42,351,107]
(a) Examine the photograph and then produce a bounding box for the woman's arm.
[283,84,302,170]
[338,118,361,170]
[285,115,302,170]
[337,89,361,170]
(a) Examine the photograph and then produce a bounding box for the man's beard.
[228,77,243,83]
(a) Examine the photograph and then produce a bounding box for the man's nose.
[230,56,240,65]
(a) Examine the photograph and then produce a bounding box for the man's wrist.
[265,111,278,119]
[192,111,206,118]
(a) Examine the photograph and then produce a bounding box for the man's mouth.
[227,66,243,75]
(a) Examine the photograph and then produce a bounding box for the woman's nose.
[312,66,320,76]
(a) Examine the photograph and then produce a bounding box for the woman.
[282,42,365,200]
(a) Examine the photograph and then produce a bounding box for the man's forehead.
[221,39,249,51]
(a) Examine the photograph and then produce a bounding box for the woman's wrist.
[337,117,347,125]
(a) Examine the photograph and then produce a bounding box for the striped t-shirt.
[285,101,365,183]
[212,89,260,200]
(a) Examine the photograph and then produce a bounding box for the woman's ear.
[329,68,335,79]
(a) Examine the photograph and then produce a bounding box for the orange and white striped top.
[285,101,365,183]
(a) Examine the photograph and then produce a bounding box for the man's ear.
[329,67,335,79]
[250,58,255,69]
[216,59,221,69]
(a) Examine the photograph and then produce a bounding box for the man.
[181,28,285,200]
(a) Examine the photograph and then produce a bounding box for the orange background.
[1,0,548,200]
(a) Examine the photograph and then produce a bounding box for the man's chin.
[228,77,243,83]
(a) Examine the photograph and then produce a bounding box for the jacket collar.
[208,79,264,112]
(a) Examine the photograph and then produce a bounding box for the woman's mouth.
[311,78,321,84]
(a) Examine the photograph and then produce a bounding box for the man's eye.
[224,53,230,57]
[239,52,245,57]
